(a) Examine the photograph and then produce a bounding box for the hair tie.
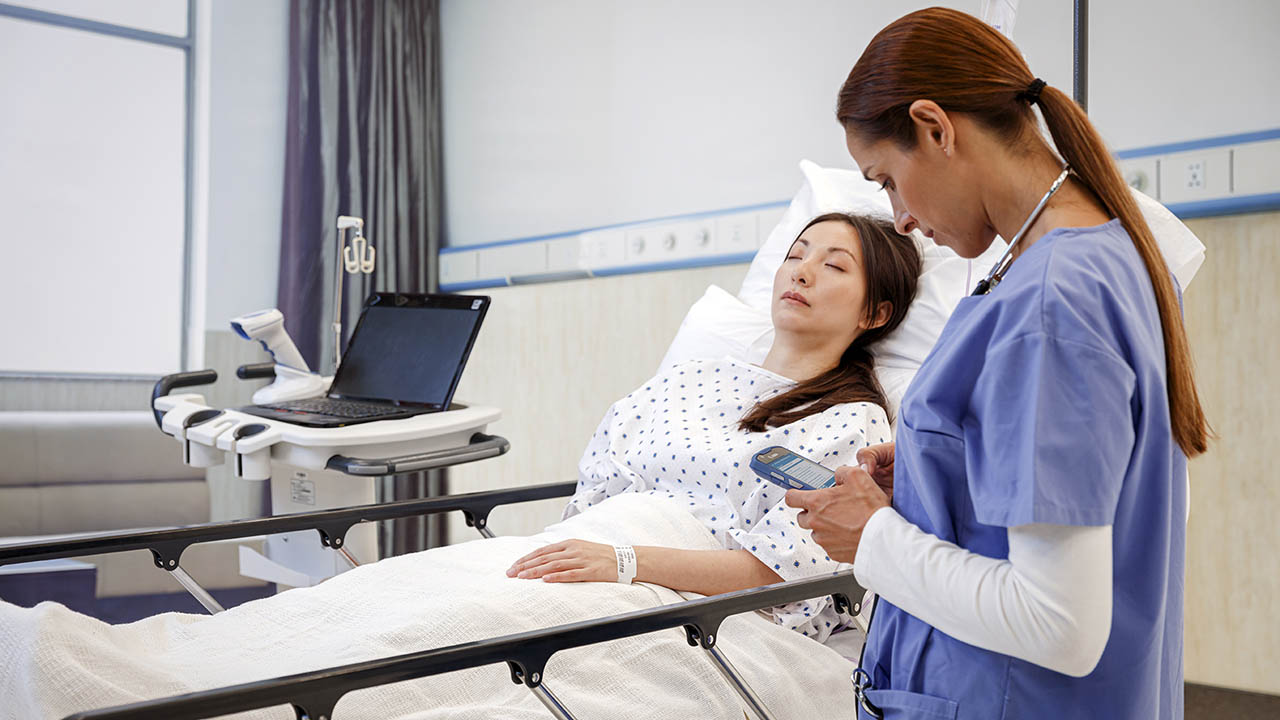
[1017,78,1047,105]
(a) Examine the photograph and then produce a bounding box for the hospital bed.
[0,361,868,720]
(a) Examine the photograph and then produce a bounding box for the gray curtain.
[278,0,445,554]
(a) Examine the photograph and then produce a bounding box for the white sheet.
[0,493,858,719]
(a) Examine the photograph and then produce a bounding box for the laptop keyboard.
[262,398,399,419]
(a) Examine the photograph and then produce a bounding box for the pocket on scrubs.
[863,689,958,720]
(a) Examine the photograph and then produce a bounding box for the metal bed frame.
[0,367,868,720]
[57,572,864,720]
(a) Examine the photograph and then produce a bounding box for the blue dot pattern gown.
[563,356,891,642]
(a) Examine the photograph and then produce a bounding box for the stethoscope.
[970,166,1071,296]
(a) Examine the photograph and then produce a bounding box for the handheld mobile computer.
[750,446,837,491]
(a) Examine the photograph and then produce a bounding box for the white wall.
[440,0,1279,248]
[202,0,289,330]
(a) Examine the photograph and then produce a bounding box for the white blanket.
[0,494,858,719]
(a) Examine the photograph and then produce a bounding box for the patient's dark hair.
[739,213,920,432]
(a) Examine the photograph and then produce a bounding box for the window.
[0,1,192,376]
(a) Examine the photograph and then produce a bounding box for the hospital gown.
[563,356,890,642]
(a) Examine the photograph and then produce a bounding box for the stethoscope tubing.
[971,166,1071,296]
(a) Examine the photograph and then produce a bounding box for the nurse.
[784,7,1210,720]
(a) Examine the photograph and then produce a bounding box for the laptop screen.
[329,294,489,409]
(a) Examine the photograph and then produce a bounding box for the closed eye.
[825,264,845,271]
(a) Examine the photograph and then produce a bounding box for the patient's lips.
[781,290,810,307]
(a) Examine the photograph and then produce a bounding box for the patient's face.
[771,220,870,346]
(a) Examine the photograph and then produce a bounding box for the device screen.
[767,451,836,488]
[332,300,485,408]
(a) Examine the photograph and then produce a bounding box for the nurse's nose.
[894,209,918,236]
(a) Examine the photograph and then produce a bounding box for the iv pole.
[1074,0,1088,112]
[333,215,375,371]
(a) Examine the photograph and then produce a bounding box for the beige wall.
[1181,211,1280,694]
[450,210,1280,694]
[447,264,750,540]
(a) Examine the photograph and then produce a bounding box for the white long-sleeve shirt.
[854,507,1112,677]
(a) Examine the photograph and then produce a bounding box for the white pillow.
[658,285,774,375]
[737,160,893,310]
[1132,188,1207,291]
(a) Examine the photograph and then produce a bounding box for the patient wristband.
[614,545,637,584]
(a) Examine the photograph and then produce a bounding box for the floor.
[1186,683,1280,719]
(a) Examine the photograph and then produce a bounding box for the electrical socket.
[1159,148,1228,204]
[1184,160,1205,191]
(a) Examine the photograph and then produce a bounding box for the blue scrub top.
[860,219,1186,720]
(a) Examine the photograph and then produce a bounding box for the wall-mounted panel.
[439,203,781,292]
[1117,130,1280,219]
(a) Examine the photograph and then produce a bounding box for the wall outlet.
[1159,148,1229,204]
[1185,160,1205,190]
[624,228,651,262]
[676,221,714,258]
[715,212,759,254]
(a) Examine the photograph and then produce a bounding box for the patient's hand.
[856,441,895,502]
[507,539,618,583]
[785,465,890,564]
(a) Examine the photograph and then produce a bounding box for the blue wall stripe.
[1114,128,1280,159]
[438,252,759,293]
[439,278,509,292]
[440,200,789,254]
[0,3,191,48]
[1162,193,1280,220]
[591,252,758,278]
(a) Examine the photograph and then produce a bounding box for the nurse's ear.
[908,100,955,159]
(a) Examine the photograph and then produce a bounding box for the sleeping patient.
[0,212,920,720]
[507,211,920,642]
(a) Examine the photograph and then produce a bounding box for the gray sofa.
[0,411,265,600]
[0,411,208,536]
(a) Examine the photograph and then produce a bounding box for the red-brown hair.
[740,213,920,432]
[836,7,1210,457]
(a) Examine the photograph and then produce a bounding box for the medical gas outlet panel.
[1116,129,1280,219]
[439,203,785,292]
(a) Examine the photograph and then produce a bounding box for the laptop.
[239,292,490,428]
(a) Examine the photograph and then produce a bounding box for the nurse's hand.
[506,539,617,583]
[785,465,890,564]
[856,441,896,502]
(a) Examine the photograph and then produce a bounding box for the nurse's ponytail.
[1033,86,1210,456]
[836,7,1211,457]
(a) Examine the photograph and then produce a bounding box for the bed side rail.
[0,476,575,570]
[62,570,867,720]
